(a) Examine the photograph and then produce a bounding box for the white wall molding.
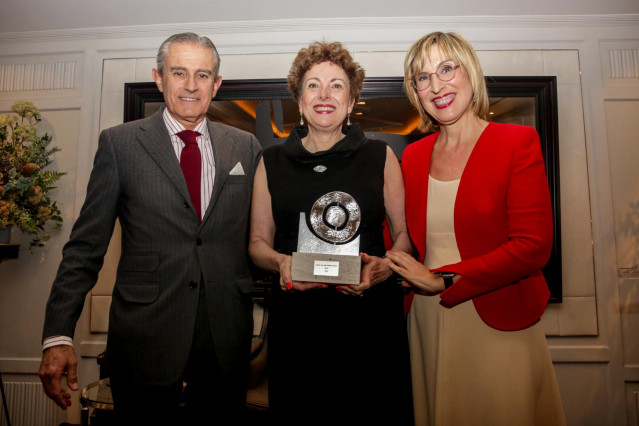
[608,48,639,78]
[600,40,639,88]
[0,357,42,374]
[0,62,77,92]
[0,53,84,98]
[0,97,82,111]
[1,14,637,45]
[548,345,611,363]
[77,341,107,358]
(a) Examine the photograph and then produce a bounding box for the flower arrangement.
[0,101,64,248]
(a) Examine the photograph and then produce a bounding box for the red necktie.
[177,130,202,221]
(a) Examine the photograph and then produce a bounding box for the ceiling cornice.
[1,14,637,45]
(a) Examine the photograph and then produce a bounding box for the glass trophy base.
[291,252,361,285]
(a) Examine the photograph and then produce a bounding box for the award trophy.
[291,191,362,285]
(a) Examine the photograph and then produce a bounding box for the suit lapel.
[418,142,432,262]
[136,110,193,208]
[202,121,234,224]
[410,136,435,263]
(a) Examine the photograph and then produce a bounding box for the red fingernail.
[286,282,292,290]
[348,285,354,289]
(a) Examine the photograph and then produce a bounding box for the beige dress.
[408,175,566,426]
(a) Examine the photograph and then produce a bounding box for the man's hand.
[39,345,79,409]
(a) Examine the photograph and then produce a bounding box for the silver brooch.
[313,165,327,173]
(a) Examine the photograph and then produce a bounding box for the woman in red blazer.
[386,32,566,426]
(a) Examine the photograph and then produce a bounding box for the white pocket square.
[229,162,245,176]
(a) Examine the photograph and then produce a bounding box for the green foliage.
[0,101,65,249]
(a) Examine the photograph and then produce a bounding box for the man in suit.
[39,33,262,424]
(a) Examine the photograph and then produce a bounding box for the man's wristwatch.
[438,272,456,289]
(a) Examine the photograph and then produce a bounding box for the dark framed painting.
[123,76,562,302]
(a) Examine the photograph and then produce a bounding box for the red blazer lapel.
[402,133,437,263]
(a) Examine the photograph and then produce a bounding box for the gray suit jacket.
[43,109,262,386]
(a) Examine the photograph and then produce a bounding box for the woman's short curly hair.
[287,41,365,104]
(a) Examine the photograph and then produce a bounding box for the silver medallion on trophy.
[291,191,362,285]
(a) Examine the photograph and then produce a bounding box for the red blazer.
[402,122,553,331]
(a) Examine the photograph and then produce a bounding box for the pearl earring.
[299,112,304,126]
[347,113,351,127]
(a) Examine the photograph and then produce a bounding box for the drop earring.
[347,113,351,127]
[299,112,304,126]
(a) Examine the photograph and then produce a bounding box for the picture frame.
[123,75,562,302]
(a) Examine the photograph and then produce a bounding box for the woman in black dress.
[249,41,413,425]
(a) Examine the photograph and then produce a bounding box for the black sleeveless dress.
[263,124,413,425]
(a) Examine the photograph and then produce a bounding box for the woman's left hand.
[337,253,393,296]
[385,249,445,295]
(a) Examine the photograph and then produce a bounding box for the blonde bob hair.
[404,32,489,133]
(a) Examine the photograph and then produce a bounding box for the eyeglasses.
[411,63,460,91]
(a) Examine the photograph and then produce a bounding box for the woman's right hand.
[249,159,325,293]
[277,254,327,292]
[385,250,445,295]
